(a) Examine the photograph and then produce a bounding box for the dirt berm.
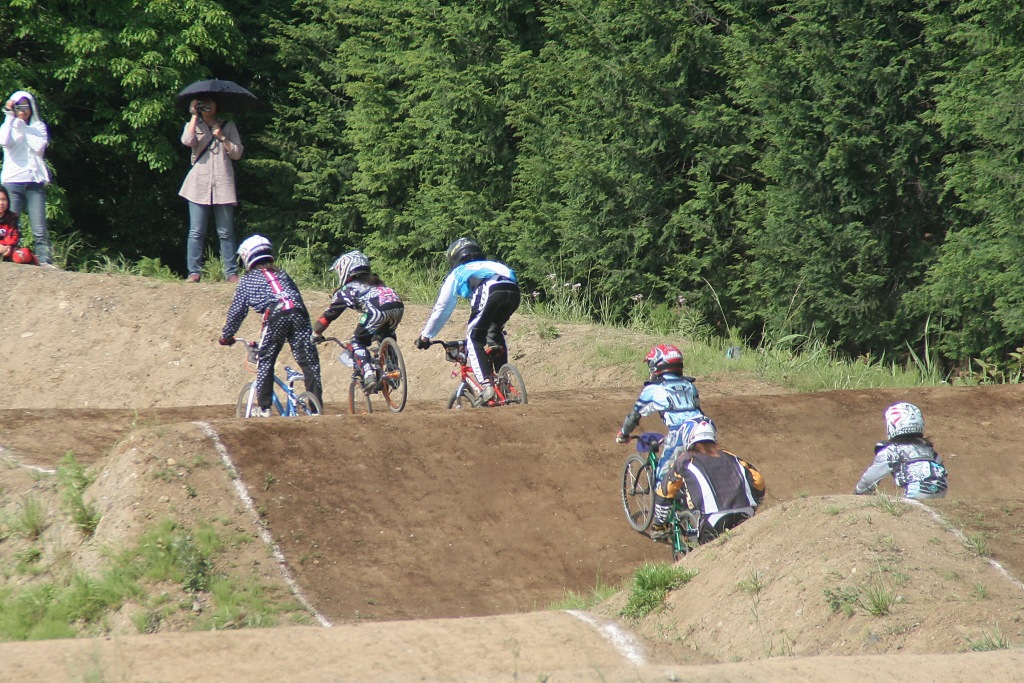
[0,263,1022,681]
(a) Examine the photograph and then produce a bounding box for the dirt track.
[1,264,1023,681]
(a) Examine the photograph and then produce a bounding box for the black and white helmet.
[331,250,371,285]
[884,402,924,439]
[445,237,484,268]
[237,235,274,270]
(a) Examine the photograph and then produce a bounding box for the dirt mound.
[1,263,1023,681]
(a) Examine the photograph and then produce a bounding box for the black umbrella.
[175,79,260,114]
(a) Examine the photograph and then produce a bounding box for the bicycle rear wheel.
[295,391,323,416]
[671,510,701,561]
[446,383,478,410]
[378,337,407,412]
[622,454,656,532]
[348,377,372,414]
[495,364,527,405]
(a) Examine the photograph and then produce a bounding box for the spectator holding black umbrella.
[177,80,254,283]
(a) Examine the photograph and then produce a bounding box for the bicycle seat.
[284,366,304,384]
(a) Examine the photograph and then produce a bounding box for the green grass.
[968,625,1009,651]
[0,518,306,641]
[9,495,48,541]
[620,563,698,621]
[56,453,101,536]
[548,581,619,610]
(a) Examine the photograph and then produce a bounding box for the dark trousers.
[466,280,520,381]
[257,309,323,408]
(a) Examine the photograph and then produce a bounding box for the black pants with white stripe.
[467,280,520,382]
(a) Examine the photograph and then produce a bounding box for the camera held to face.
[197,102,212,113]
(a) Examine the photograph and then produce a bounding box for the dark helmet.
[446,237,484,268]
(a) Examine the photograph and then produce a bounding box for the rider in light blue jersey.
[616,343,706,523]
[415,237,521,404]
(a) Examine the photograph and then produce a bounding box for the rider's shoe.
[362,367,379,391]
[252,407,273,418]
[649,522,670,540]
[478,384,496,406]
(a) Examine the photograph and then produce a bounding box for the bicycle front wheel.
[446,383,478,410]
[378,337,407,412]
[236,382,255,418]
[295,391,323,416]
[348,377,372,414]
[495,364,528,405]
[622,454,656,532]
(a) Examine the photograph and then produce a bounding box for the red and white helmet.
[11,247,37,265]
[646,343,684,377]
[884,402,924,439]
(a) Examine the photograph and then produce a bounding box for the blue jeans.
[186,201,237,277]
[4,182,50,264]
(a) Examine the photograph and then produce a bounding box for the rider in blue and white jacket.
[616,343,706,521]
[415,237,520,404]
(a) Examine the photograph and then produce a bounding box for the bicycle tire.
[236,382,255,418]
[622,454,656,532]
[446,383,478,410]
[378,337,408,413]
[348,377,372,415]
[495,363,528,405]
[671,509,701,560]
[295,391,323,416]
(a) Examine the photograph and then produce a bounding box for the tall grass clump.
[56,453,101,536]
[620,563,697,621]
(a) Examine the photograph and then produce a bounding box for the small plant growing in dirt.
[860,574,898,616]
[824,586,860,617]
[968,624,1009,651]
[263,473,277,491]
[620,563,697,621]
[964,532,990,557]
[57,453,101,536]
[737,568,767,595]
[10,494,48,540]
[872,492,907,517]
[548,580,619,610]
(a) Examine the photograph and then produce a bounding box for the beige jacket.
[178,118,244,205]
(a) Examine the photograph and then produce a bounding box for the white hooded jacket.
[0,90,50,185]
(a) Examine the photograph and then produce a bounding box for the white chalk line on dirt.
[909,499,1024,592]
[193,421,333,627]
[567,610,646,667]
[0,445,56,474]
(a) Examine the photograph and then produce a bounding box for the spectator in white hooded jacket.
[0,90,52,266]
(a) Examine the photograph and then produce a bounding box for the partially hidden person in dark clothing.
[651,417,765,543]
[218,235,322,416]
[311,249,404,390]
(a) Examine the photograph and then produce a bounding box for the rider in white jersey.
[415,237,521,404]
[855,402,948,499]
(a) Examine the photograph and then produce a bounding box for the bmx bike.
[621,432,700,561]
[233,338,323,418]
[316,335,408,414]
[426,339,527,409]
